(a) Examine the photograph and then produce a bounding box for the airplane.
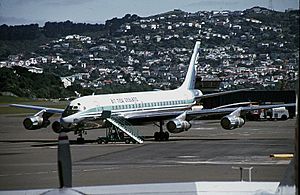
[10,41,295,143]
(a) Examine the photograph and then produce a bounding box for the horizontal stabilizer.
[197,88,254,100]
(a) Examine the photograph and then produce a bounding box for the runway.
[0,114,295,190]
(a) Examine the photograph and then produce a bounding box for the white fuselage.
[61,88,202,126]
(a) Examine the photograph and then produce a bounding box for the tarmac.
[0,114,296,190]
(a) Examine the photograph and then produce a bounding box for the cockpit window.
[62,105,80,117]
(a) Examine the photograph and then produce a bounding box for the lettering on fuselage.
[110,97,139,104]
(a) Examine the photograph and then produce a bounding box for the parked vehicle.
[260,107,289,120]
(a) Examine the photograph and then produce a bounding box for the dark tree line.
[0,21,105,40]
[0,14,141,41]
[43,20,105,38]
[0,24,40,40]
[105,14,140,36]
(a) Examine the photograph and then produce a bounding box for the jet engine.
[52,121,62,133]
[166,119,192,133]
[23,116,50,130]
[52,121,72,133]
[220,115,245,130]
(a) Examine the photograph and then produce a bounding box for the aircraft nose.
[61,117,70,123]
[60,117,73,128]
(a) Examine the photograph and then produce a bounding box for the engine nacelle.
[52,121,62,133]
[23,116,50,130]
[52,121,72,133]
[220,115,245,130]
[166,119,192,134]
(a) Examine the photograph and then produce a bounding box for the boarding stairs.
[106,116,143,144]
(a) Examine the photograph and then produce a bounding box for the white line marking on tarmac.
[175,160,290,165]
[0,170,57,177]
[193,128,216,130]
[177,156,198,159]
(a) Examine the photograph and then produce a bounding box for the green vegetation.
[0,66,75,98]
[0,21,106,60]
[0,96,32,103]
[0,66,152,99]
[0,37,51,60]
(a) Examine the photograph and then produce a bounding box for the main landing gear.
[154,121,169,141]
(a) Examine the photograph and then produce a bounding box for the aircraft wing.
[124,103,295,121]
[196,88,254,100]
[186,103,295,120]
[10,104,64,114]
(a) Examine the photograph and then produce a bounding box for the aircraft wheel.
[163,132,169,141]
[154,132,169,141]
[132,139,137,144]
[125,138,131,144]
[104,139,109,144]
[97,138,103,144]
[154,132,160,141]
[281,115,288,120]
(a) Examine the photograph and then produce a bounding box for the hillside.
[0,66,73,98]
[0,7,299,98]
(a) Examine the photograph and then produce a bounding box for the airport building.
[196,76,296,117]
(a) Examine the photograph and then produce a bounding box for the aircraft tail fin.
[179,41,201,90]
